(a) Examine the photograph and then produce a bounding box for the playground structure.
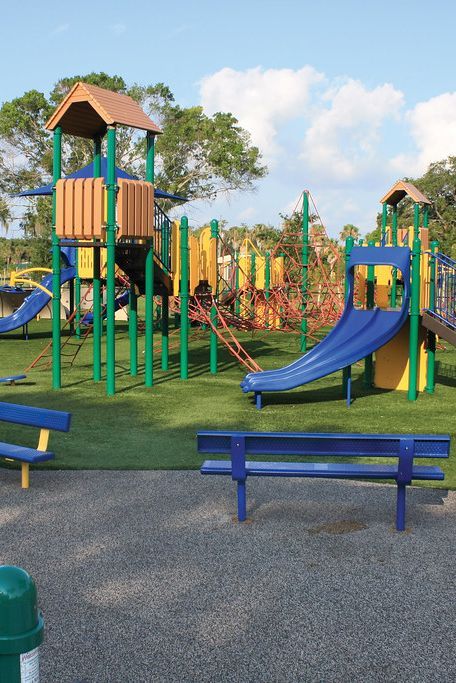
[241,180,456,407]
[0,81,453,406]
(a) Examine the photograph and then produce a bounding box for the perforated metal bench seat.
[0,441,54,464]
[200,460,445,480]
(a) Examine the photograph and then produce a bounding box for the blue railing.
[426,251,456,331]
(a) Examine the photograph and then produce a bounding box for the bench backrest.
[0,401,71,432]
[197,431,451,459]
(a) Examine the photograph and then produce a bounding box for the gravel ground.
[0,470,454,683]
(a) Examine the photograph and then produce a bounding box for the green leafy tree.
[372,157,456,257]
[339,223,360,244]
[0,73,267,255]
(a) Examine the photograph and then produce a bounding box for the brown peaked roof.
[45,82,162,139]
[380,180,431,206]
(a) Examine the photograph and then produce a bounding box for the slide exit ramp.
[241,246,411,396]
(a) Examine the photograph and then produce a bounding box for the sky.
[1,0,456,238]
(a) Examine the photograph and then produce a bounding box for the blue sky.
[1,0,456,237]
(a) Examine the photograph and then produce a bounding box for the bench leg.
[255,392,262,410]
[21,463,30,489]
[237,480,247,521]
[396,483,406,531]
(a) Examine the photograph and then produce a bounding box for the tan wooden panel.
[64,180,75,236]
[83,179,93,238]
[56,179,66,236]
[74,179,84,238]
[93,178,105,238]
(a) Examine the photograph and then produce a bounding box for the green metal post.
[425,240,438,394]
[106,126,117,396]
[129,287,138,376]
[364,239,375,387]
[51,126,62,389]
[180,216,189,379]
[390,204,398,307]
[234,250,241,317]
[93,136,102,381]
[342,236,354,393]
[408,236,421,401]
[413,203,420,240]
[301,190,309,353]
[265,250,271,328]
[74,263,81,339]
[423,205,429,229]
[381,202,388,246]
[0,566,44,681]
[161,293,169,370]
[250,251,256,320]
[210,219,219,374]
[145,133,155,387]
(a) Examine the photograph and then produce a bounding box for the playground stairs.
[422,251,456,347]
[115,245,172,296]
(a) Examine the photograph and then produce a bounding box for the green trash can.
[0,566,44,681]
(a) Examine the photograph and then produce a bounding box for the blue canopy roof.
[16,157,187,202]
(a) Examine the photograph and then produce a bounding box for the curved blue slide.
[241,246,411,397]
[0,268,76,334]
[81,290,130,325]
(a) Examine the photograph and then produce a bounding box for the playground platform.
[1,470,455,682]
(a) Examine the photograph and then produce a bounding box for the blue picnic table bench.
[199,431,450,531]
[0,401,71,488]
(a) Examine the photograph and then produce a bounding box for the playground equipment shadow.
[0,470,454,682]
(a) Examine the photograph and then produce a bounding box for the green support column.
[145,132,155,388]
[425,240,438,394]
[74,263,81,339]
[161,216,170,371]
[265,250,271,328]
[342,236,354,393]
[413,203,420,240]
[234,250,241,317]
[301,190,309,353]
[408,236,421,401]
[210,219,219,374]
[381,202,388,246]
[161,293,169,370]
[390,204,398,307]
[129,287,138,376]
[93,136,102,381]
[51,126,62,390]
[250,251,256,320]
[180,216,189,379]
[106,127,117,396]
[364,239,375,387]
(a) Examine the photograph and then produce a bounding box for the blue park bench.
[0,401,71,488]
[199,431,450,531]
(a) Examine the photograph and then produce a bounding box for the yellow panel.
[238,255,249,288]
[255,256,265,289]
[77,244,107,279]
[189,235,200,295]
[271,256,284,286]
[199,227,211,282]
[374,320,427,391]
[208,237,217,290]
[171,221,180,296]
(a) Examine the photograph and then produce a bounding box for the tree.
[339,224,360,244]
[372,157,456,257]
[0,72,267,242]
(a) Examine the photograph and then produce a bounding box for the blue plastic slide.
[0,268,76,334]
[241,246,411,396]
[81,290,130,326]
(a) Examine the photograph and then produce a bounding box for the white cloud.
[110,23,126,36]
[392,92,456,175]
[303,79,404,182]
[200,66,324,162]
[50,23,69,36]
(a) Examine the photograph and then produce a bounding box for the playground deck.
[0,470,455,682]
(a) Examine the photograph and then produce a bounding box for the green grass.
[0,320,455,488]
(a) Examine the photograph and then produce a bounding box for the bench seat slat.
[201,460,445,481]
[0,441,54,464]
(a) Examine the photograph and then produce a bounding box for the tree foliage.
[370,157,456,256]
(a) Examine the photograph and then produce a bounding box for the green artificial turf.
[0,320,454,487]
